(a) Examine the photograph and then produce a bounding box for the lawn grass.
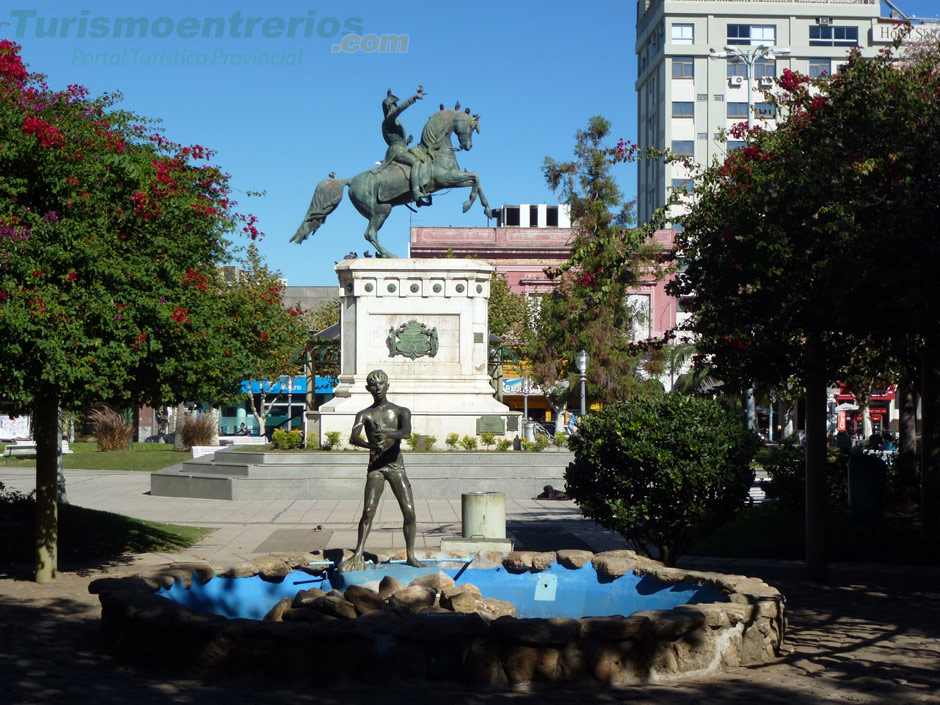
[690,502,935,565]
[0,493,212,563]
[1,441,183,472]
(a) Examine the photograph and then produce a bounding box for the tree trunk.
[860,400,873,441]
[920,344,940,547]
[898,383,918,497]
[804,335,828,582]
[33,394,60,583]
[209,408,220,445]
[173,403,186,450]
[783,403,796,438]
[745,385,757,431]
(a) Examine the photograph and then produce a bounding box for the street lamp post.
[576,349,589,418]
[710,42,789,431]
[522,376,529,422]
[709,43,791,131]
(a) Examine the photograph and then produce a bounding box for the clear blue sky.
[3,1,937,286]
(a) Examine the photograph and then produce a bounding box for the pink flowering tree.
[671,43,940,577]
[0,40,308,582]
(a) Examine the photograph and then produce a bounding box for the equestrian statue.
[291,86,495,258]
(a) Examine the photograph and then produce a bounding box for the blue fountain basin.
[159,561,725,620]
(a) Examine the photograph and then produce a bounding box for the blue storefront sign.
[241,377,336,395]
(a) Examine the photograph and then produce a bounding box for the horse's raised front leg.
[472,177,495,220]
[460,173,478,213]
[458,172,494,219]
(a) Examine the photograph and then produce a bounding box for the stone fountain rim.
[88,549,786,688]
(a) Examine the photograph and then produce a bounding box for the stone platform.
[310,258,518,445]
[150,450,573,501]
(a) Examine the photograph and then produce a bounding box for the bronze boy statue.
[338,370,425,572]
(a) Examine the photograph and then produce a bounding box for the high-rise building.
[635,0,902,224]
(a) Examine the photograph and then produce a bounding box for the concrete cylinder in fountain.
[462,492,506,539]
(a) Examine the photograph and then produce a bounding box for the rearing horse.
[291,109,495,258]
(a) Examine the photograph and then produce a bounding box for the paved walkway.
[0,467,629,565]
[1,467,939,704]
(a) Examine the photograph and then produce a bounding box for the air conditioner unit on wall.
[730,76,744,86]
[818,16,831,25]
[759,77,774,87]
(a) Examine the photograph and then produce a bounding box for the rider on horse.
[378,87,431,207]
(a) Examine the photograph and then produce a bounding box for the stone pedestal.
[309,259,518,446]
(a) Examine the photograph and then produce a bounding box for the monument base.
[308,258,519,447]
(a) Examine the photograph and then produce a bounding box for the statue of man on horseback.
[292,86,494,259]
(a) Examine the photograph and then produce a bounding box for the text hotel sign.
[871,19,937,44]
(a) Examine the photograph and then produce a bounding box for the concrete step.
[152,451,574,501]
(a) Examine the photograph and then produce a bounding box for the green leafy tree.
[526,116,668,406]
[0,41,298,581]
[672,44,940,575]
[565,395,759,566]
[234,245,313,435]
[310,298,340,334]
[487,271,527,343]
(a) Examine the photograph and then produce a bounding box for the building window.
[755,102,776,118]
[672,56,694,78]
[809,25,859,47]
[728,24,775,46]
[672,140,694,156]
[728,141,746,151]
[503,206,520,226]
[671,179,694,195]
[754,58,776,78]
[546,206,559,227]
[727,102,749,118]
[809,58,832,78]
[672,101,694,117]
[727,58,748,78]
[672,23,694,45]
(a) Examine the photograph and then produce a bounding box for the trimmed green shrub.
[532,435,549,452]
[479,432,496,450]
[271,428,302,450]
[406,432,421,451]
[321,430,342,451]
[554,432,569,448]
[459,435,478,451]
[445,433,460,450]
[566,396,759,566]
[424,435,437,451]
[496,439,513,452]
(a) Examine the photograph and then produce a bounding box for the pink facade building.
[410,214,677,342]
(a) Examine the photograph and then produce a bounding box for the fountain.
[89,549,785,688]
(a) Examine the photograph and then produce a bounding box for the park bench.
[3,441,37,462]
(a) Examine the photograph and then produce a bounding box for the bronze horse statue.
[291,108,494,258]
